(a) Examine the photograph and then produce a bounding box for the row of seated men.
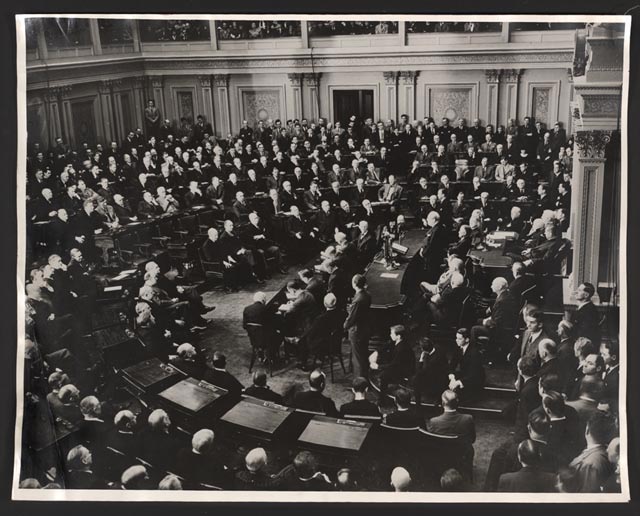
[28,112,570,186]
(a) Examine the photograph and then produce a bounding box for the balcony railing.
[216,21,301,40]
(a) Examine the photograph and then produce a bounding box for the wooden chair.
[197,247,224,281]
[314,328,348,382]
[245,322,274,376]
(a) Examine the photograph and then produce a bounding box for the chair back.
[458,294,475,328]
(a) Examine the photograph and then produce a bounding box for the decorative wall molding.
[574,130,612,159]
[132,76,146,89]
[581,94,620,118]
[424,82,480,123]
[26,52,574,91]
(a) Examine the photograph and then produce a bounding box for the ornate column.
[287,73,304,121]
[89,18,102,56]
[502,68,521,123]
[398,71,418,120]
[209,20,218,51]
[399,21,407,46]
[35,19,48,60]
[45,87,66,147]
[213,74,231,137]
[109,80,125,142]
[568,81,622,295]
[570,130,611,292]
[382,71,398,124]
[98,80,116,143]
[131,20,141,53]
[303,73,321,122]
[58,85,74,146]
[131,76,146,130]
[198,75,215,133]
[485,69,501,127]
[300,20,309,48]
[150,76,166,118]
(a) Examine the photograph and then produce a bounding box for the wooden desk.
[121,358,183,393]
[158,377,228,414]
[221,396,294,435]
[298,415,373,452]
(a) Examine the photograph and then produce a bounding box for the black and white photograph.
[13,13,630,502]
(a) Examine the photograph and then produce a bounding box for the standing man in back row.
[344,274,372,378]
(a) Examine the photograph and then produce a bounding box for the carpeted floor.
[195,267,513,491]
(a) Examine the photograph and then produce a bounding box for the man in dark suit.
[313,200,338,243]
[243,371,284,404]
[243,212,285,275]
[413,337,449,406]
[104,410,140,457]
[298,293,345,369]
[203,352,244,396]
[175,428,231,489]
[279,451,333,491]
[139,409,183,471]
[537,339,564,381]
[513,356,542,440]
[425,272,471,327]
[354,220,378,271]
[522,222,570,275]
[384,388,423,428]
[568,412,615,492]
[541,391,583,465]
[65,445,108,489]
[291,369,339,416]
[78,395,108,447]
[600,340,619,400]
[370,324,416,395]
[497,440,556,492]
[566,282,601,345]
[285,205,315,263]
[471,277,520,361]
[449,328,485,400]
[339,376,381,418]
[299,269,326,306]
[343,274,372,378]
[427,389,476,446]
[419,211,449,283]
[279,280,319,340]
[509,309,549,366]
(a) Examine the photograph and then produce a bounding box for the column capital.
[574,130,612,159]
[303,73,321,86]
[383,71,398,85]
[198,75,212,88]
[212,74,229,87]
[288,73,303,87]
[132,76,146,89]
[49,85,73,99]
[567,68,574,84]
[398,70,418,85]
[485,69,502,84]
[98,79,120,94]
[502,68,522,83]
[150,76,164,89]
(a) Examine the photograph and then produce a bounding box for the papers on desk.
[127,222,142,226]
[112,269,137,281]
[370,201,388,207]
[103,285,122,292]
[380,272,399,279]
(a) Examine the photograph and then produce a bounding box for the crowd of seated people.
[406,22,503,33]
[308,21,399,36]
[22,104,619,493]
[216,21,301,40]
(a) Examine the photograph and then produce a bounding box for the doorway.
[332,89,374,125]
